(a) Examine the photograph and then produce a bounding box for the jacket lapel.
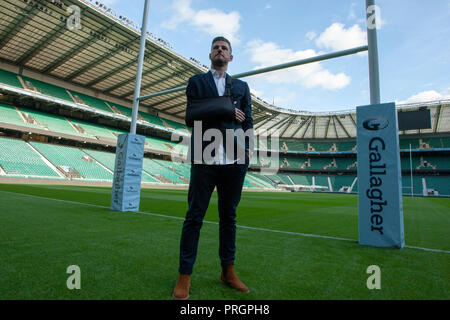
[205,71,219,97]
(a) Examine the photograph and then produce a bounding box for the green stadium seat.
[67,90,113,113]
[21,76,73,102]
[30,142,113,181]
[82,149,160,184]
[402,176,424,195]
[289,174,311,185]
[425,176,450,196]
[0,137,60,178]
[0,69,23,88]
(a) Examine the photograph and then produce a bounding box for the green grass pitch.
[0,183,448,300]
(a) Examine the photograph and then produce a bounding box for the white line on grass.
[1,190,448,254]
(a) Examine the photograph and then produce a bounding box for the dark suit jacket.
[185,71,254,164]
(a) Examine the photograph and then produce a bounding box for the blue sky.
[99,0,450,112]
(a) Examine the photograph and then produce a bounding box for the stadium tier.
[314,176,329,189]
[0,103,44,130]
[329,176,356,192]
[68,118,116,140]
[0,69,187,131]
[425,176,450,196]
[289,174,312,186]
[0,69,23,88]
[402,176,425,196]
[82,149,160,184]
[309,157,335,170]
[0,137,60,179]
[30,142,113,181]
[21,75,74,102]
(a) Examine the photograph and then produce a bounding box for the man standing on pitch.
[172,36,254,300]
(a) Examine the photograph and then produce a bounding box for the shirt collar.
[210,69,226,79]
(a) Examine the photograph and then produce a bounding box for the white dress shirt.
[210,69,236,165]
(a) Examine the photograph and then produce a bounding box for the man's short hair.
[211,36,232,53]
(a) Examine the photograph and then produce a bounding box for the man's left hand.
[235,108,245,122]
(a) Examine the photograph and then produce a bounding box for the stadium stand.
[330,176,356,192]
[402,176,425,196]
[82,148,161,184]
[21,75,74,102]
[309,157,335,170]
[314,176,329,189]
[0,137,60,179]
[30,142,113,181]
[67,90,114,114]
[335,158,357,170]
[335,141,357,152]
[0,0,448,198]
[0,69,23,88]
[0,103,45,130]
[68,118,116,140]
[425,176,450,196]
[289,174,312,186]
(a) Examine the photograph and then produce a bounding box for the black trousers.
[178,163,248,275]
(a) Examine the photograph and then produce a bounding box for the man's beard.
[211,57,226,68]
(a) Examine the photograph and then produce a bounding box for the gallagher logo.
[363,117,389,131]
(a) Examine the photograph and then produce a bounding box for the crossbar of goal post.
[135,45,369,104]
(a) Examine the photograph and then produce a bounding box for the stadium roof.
[0,0,449,139]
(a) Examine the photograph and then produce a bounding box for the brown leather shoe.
[220,264,250,293]
[172,274,190,300]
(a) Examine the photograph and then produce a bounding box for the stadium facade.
[0,0,449,196]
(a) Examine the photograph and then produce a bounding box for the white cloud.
[250,88,263,97]
[348,2,356,20]
[305,31,317,41]
[315,23,367,52]
[397,90,450,104]
[245,39,350,91]
[162,0,241,44]
[264,4,272,10]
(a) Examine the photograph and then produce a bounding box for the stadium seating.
[82,148,160,184]
[335,141,356,152]
[425,176,450,196]
[0,137,60,178]
[107,103,133,117]
[329,176,356,192]
[21,76,73,102]
[310,142,333,152]
[314,176,329,189]
[68,119,116,140]
[0,103,42,129]
[16,107,89,138]
[282,141,307,151]
[262,174,293,185]
[399,138,421,150]
[30,142,113,181]
[335,158,357,170]
[160,117,188,131]
[402,176,424,195]
[67,90,114,114]
[424,156,450,170]
[142,158,187,184]
[245,172,276,189]
[289,174,312,186]
[309,157,334,170]
[138,112,166,127]
[0,69,23,88]
[280,156,308,169]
